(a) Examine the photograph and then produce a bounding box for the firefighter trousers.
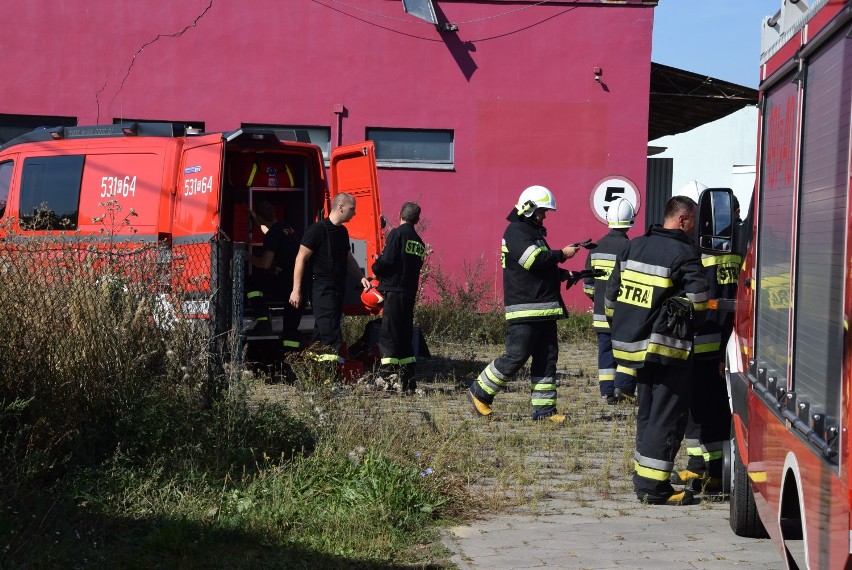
[684,357,730,479]
[633,361,693,502]
[311,279,345,355]
[470,320,559,419]
[246,271,282,324]
[596,332,637,397]
[378,290,417,391]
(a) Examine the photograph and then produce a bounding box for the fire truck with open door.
[0,123,385,362]
[699,1,852,568]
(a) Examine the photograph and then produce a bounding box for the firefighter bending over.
[605,195,709,505]
[244,201,302,352]
[467,185,579,423]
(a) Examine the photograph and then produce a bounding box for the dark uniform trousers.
[596,332,637,397]
[311,279,344,356]
[634,360,693,501]
[246,271,279,324]
[246,271,303,351]
[471,320,559,419]
[379,290,417,390]
[684,358,730,478]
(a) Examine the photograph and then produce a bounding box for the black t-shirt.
[301,217,350,284]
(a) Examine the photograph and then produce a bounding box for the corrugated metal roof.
[649,62,758,141]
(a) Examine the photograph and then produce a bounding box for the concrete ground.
[444,495,785,570]
[441,492,782,569]
[419,341,784,570]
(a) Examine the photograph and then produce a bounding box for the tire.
[721,438,731,496]
[729,435,769,538]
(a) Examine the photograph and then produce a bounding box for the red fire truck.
[700,1,852,568]
[0,123,384,351]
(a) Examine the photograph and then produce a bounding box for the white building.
[650,105,758,210]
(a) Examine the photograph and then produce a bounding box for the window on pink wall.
[113,118,205,137]
[0,114,77,146]
[242,124,331,161]
[366,128,454,170]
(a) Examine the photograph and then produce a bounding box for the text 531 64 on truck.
[0,122,385,358]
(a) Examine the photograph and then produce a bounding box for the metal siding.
[645,157,672,230]
[793,24,850,430]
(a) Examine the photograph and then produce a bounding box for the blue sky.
[651,0,780,88]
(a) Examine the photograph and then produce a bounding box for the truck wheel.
[721,438,731,496]
[729,435,768,537]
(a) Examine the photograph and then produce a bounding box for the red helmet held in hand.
[361,279,384,315]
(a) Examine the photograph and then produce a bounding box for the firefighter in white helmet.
[467,185,580,423]
[672,193,743,495]
[583,197,637,405]
[674,180,708,203]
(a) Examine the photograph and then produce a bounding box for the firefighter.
[467,185,580,423]
[583,197,636,405]
[604,195,710,505]
[672,194,742,495]
[289,193,371,361]
[244,201,301,351]
[371,202,426,394]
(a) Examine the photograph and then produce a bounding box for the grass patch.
[1,241,626,569]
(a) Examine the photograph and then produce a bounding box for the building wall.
[1,0,656,308]
[650,106,759,209]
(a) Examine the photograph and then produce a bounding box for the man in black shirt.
[245,201,301,350]
[372,202,426,393]
[289,192,371,360]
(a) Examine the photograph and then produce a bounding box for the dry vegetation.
[0,227,695,569]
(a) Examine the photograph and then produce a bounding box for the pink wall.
[2,0,654,309]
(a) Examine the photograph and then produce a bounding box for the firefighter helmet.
[515,185,557,217]
[674,180,708,203]
[606,197,635,228]
[361,279,384,315]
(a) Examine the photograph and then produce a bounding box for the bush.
[0,234,220,492]
[415,254,506,344]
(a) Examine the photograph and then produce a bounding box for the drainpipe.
[333,103,346,149]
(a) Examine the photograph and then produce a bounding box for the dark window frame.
[19,155,84,231]
[366,127,454,170]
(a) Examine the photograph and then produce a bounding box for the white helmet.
[515,185,557,217]
[606,197,635,228]
[674,180,707,203]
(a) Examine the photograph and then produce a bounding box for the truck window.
[754,76,798,394]
[19,155,84,231]
[0,160,12,217]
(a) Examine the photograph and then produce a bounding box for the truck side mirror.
[697,188,736,253]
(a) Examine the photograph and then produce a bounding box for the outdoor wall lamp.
[594,67,603,82]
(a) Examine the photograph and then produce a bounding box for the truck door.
[172,134,225,319]
[328,141,384,313]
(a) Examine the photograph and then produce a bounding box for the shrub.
[0,234,220,491]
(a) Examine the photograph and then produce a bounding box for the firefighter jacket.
[604,225,710,368]
[372,222,426,294]
[501,210,569,323]
[584,229,630,332]
[693,252,742,359]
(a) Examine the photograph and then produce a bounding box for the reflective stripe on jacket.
[501,210,568,323]
[693,252,742,357]
[604,225,710,368]
[584,229,630,332]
